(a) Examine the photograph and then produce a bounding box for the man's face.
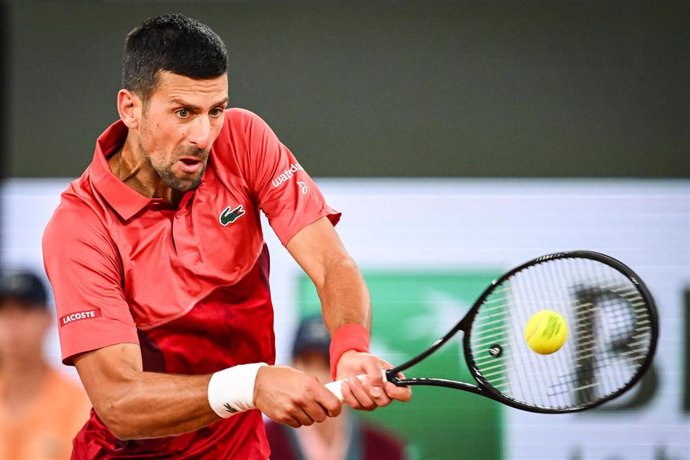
[0,301,50,363]
[136,71,229,192]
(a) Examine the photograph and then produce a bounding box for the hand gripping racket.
[326,251,658,413]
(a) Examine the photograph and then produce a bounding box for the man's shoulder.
[43,171,109,244]
[49,173,100,220]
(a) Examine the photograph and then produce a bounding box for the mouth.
[177,156,204,175]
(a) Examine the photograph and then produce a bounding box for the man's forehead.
[0,299,41,313]
[153,71,228,102]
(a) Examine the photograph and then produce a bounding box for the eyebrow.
[169,97,228,112]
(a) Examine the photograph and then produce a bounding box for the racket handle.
[324,370,388,402]
[324,379,347,401]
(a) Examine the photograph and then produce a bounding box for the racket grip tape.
[325,370,388,402]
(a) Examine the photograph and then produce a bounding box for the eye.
[175,108,189,119]
[210,107,225,118]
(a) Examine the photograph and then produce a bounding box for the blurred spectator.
[266,316,407,460]
[0,271,91,460]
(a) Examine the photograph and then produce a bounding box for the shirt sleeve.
[43,199,139,365]
[226,109,341,245]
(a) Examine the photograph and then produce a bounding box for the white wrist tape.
[207,363,267,418]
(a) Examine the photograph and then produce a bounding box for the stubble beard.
[138,135,209,193]
[137,109,209,193]
[152,154,208,192]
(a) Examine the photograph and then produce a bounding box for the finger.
[289,405,316,427]
[315,387,343,418]
[367,382,392,407]
[384,380,412,402]
[291,380,335,425]
[278,413,302,429]
[342,376,376,410]
[388,369,406,381]
[364,361,386,387]
[383,369,412,402]
[362,361,394,407]
[301,399,330,424]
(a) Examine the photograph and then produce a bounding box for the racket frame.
[385,250,659,413]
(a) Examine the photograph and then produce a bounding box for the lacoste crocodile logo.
[219,204,245,226]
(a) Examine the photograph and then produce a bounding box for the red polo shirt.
[42,108,340,459]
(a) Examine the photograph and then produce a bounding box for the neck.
[110,139,179,204]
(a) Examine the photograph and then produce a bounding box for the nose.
[188,116,212,150]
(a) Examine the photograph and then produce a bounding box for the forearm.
[74,344,241,440]
[92,370,217,440]
[313,257,375,380]
[317,257,371,333]
[286,217,371,333]
[285,216,373,377]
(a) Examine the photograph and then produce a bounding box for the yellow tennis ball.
[524,310,568,355]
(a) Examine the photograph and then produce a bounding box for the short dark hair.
[122,13,228,101]
[0,271,48,310]
[292,315,330,359]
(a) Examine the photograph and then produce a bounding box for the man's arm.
[74,343,341,439]
[286,216,412,409]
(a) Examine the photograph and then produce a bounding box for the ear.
[117,89,142,129]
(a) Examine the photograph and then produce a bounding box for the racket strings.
[576,260,651,398]
[467,257,653,411]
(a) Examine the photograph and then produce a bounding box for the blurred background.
[1,1,688,459]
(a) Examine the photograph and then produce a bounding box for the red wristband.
[329,323,370,380]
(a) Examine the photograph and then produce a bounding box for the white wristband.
[207,363,267,418]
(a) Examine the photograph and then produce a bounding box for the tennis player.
[42,13,410,459]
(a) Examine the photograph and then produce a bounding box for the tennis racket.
[326,250,658,413]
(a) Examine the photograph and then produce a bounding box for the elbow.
[96,399,141,440]
[107,424,136,441]
[106,425,135,441]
